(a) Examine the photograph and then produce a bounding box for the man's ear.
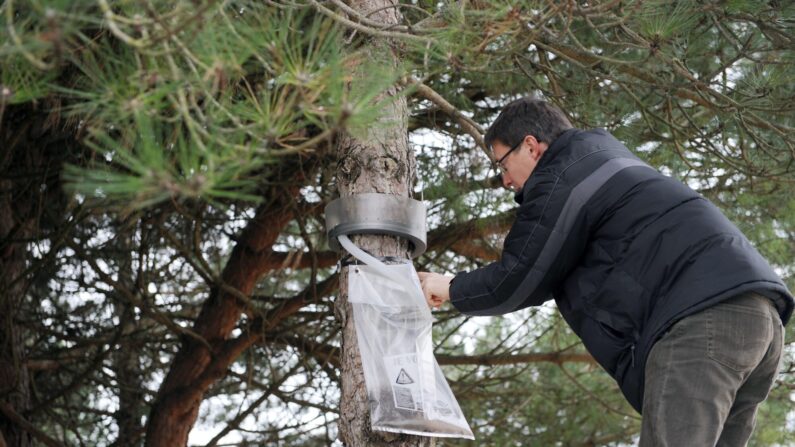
[525,135,543,161]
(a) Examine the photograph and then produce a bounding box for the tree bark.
[0,101,76,446]
[0,184,32,447]
[334,1,432,445]
[0,111,37,447]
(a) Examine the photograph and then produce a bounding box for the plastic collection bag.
[338,235,474,439]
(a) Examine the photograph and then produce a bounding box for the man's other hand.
[417,272,453,309]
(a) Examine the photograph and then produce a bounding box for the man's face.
[492,135,548,192]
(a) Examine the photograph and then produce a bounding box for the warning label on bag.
[384,354,423,412]
[396,368,414,384]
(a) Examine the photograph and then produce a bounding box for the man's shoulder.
[566,128,627,151]
[547,128,637,173]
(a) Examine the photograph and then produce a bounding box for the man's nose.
[501,175,511,189]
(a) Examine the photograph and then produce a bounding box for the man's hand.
[417,272,454,309]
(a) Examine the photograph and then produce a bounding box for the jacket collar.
[514,128,580,205]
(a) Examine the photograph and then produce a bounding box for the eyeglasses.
[495,138,524,174]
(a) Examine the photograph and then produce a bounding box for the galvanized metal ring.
[324,193,427,258]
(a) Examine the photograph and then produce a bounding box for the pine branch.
[408,78,490,160]
[307,0,433,44]
[436,351,596,366]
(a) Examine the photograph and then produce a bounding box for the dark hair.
[484,97,573,149]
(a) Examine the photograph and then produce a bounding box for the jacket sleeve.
[449,170,590,316]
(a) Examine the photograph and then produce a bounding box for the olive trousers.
[640,292,785,447]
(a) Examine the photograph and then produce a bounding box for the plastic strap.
[337,234,396,279]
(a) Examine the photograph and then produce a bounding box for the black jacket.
[449,128,793,413]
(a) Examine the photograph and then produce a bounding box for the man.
[419,98,792,446]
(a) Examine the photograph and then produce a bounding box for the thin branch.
[408,78,491,161]
[326,0,412,33]
[68,240,213,351]
[307,0,434,44]
[4,0,54,70]
[203,362,306,447]
[0,402,65,447]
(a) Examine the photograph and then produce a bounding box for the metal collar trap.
[324,193,427,262]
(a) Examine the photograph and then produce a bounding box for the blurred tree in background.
[0,0,793,445]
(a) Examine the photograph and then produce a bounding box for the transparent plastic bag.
[339,235,474,439]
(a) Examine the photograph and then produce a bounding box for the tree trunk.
[0,190,32,447]
[334,1,432,445]
[0,100,76,446]
[0,114,36,447]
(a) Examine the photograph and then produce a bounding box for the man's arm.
[443,169,589,316]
